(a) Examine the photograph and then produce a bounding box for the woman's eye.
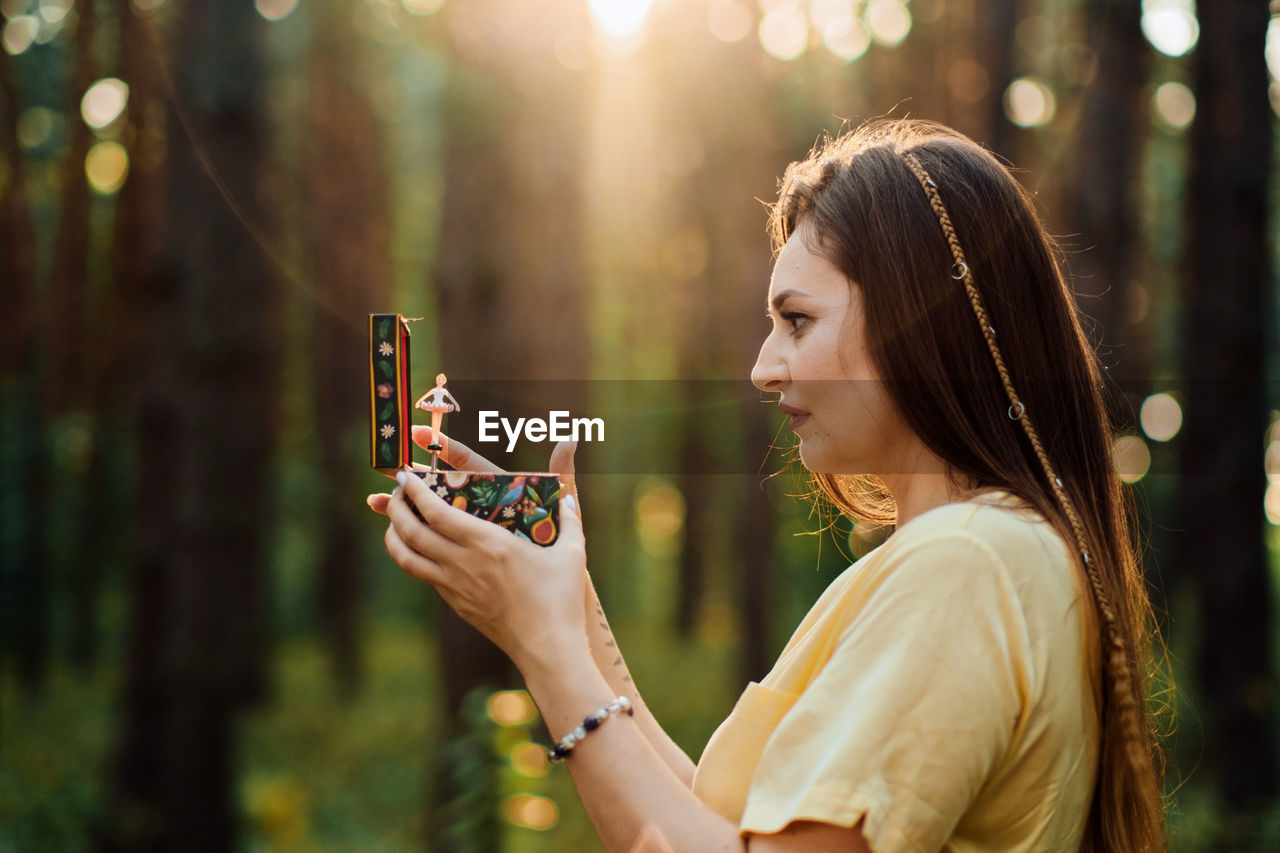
[782,312,810,332]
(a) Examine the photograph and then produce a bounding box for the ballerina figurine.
[415,373,460,472]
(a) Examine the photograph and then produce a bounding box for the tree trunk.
[1177,0,1276,823]
[0,49,34,366]
[54,0,102,671]
[0,32,44,690]
[109,2,273,848]
[1064,0,1149,383]
[303,3,392,698]
[979,0,1018,161]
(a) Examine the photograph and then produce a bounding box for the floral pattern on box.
[415,471,561,546]
[370,314,412,470]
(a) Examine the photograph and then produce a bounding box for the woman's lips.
[778,404,809,431]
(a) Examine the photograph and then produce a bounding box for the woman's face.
[751,222,914,474]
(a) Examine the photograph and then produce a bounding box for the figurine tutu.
[415,373,460,472]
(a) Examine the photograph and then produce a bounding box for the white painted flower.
[380,424,396,438]
[502,506,516,519]
[435,486,449,498]
[379,341,394,356]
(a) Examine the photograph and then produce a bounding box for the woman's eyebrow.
[769,289,810,312]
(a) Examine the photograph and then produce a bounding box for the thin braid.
[902,151,1152,770]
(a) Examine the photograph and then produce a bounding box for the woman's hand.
[383,461,588,672]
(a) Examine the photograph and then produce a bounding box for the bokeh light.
[509,742,551,778]
[1059,42,1096,86]
[487,690,538,726]
[1266,431,1280,480]
[1265,482,1280,526]
[81,78,129,130]
[1141,0,1199,58]
[85,140,129,194]
[865,0,911,46]
[16,106,60,150]
[588,0,653,37]
[1140,392,1183,442]
[1015,15,1048,57]
[503,794,558,830]
[1153,82,1195,130]
[808,0,848,31]
[255,0,298,22]
[1268,16,1280,80]
[2,14,38,55]
[38,0,71,25]
[707,0,752,44]
[635,479,685,558]
[1003,77,1056,128]
[244,776,309,847]
[823,14,869,61]
[758,6,808,61]
[1113,435,1152,484]
[1267,419,1280,524]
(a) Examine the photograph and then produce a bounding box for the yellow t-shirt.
[692,489,1101,852]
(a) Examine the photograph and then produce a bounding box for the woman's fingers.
[549,440,581,522]
[411,427,502,473]
[549,439,577,476]
[384,522,446,585]
[394,471,499,549]
[367,493,391,515]
[556,493,585,549]
[386,481,464,564]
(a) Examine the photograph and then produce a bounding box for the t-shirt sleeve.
[741,530,1034,853]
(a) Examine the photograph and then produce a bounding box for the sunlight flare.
[589,0,654,37]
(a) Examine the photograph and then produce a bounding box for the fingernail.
[563,494,577,514]
[396,471,407,487]
[392,485,401,498]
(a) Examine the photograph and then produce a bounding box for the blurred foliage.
[2,0,1279,849]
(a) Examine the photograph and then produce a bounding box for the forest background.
[1,0,1277,850]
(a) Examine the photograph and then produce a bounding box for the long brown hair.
[768,119,1166,851]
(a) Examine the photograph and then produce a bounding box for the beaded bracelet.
[547,696,633,763]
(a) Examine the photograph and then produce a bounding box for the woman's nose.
[751,334,786,392]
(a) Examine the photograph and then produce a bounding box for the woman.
[367,119,1165,851]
